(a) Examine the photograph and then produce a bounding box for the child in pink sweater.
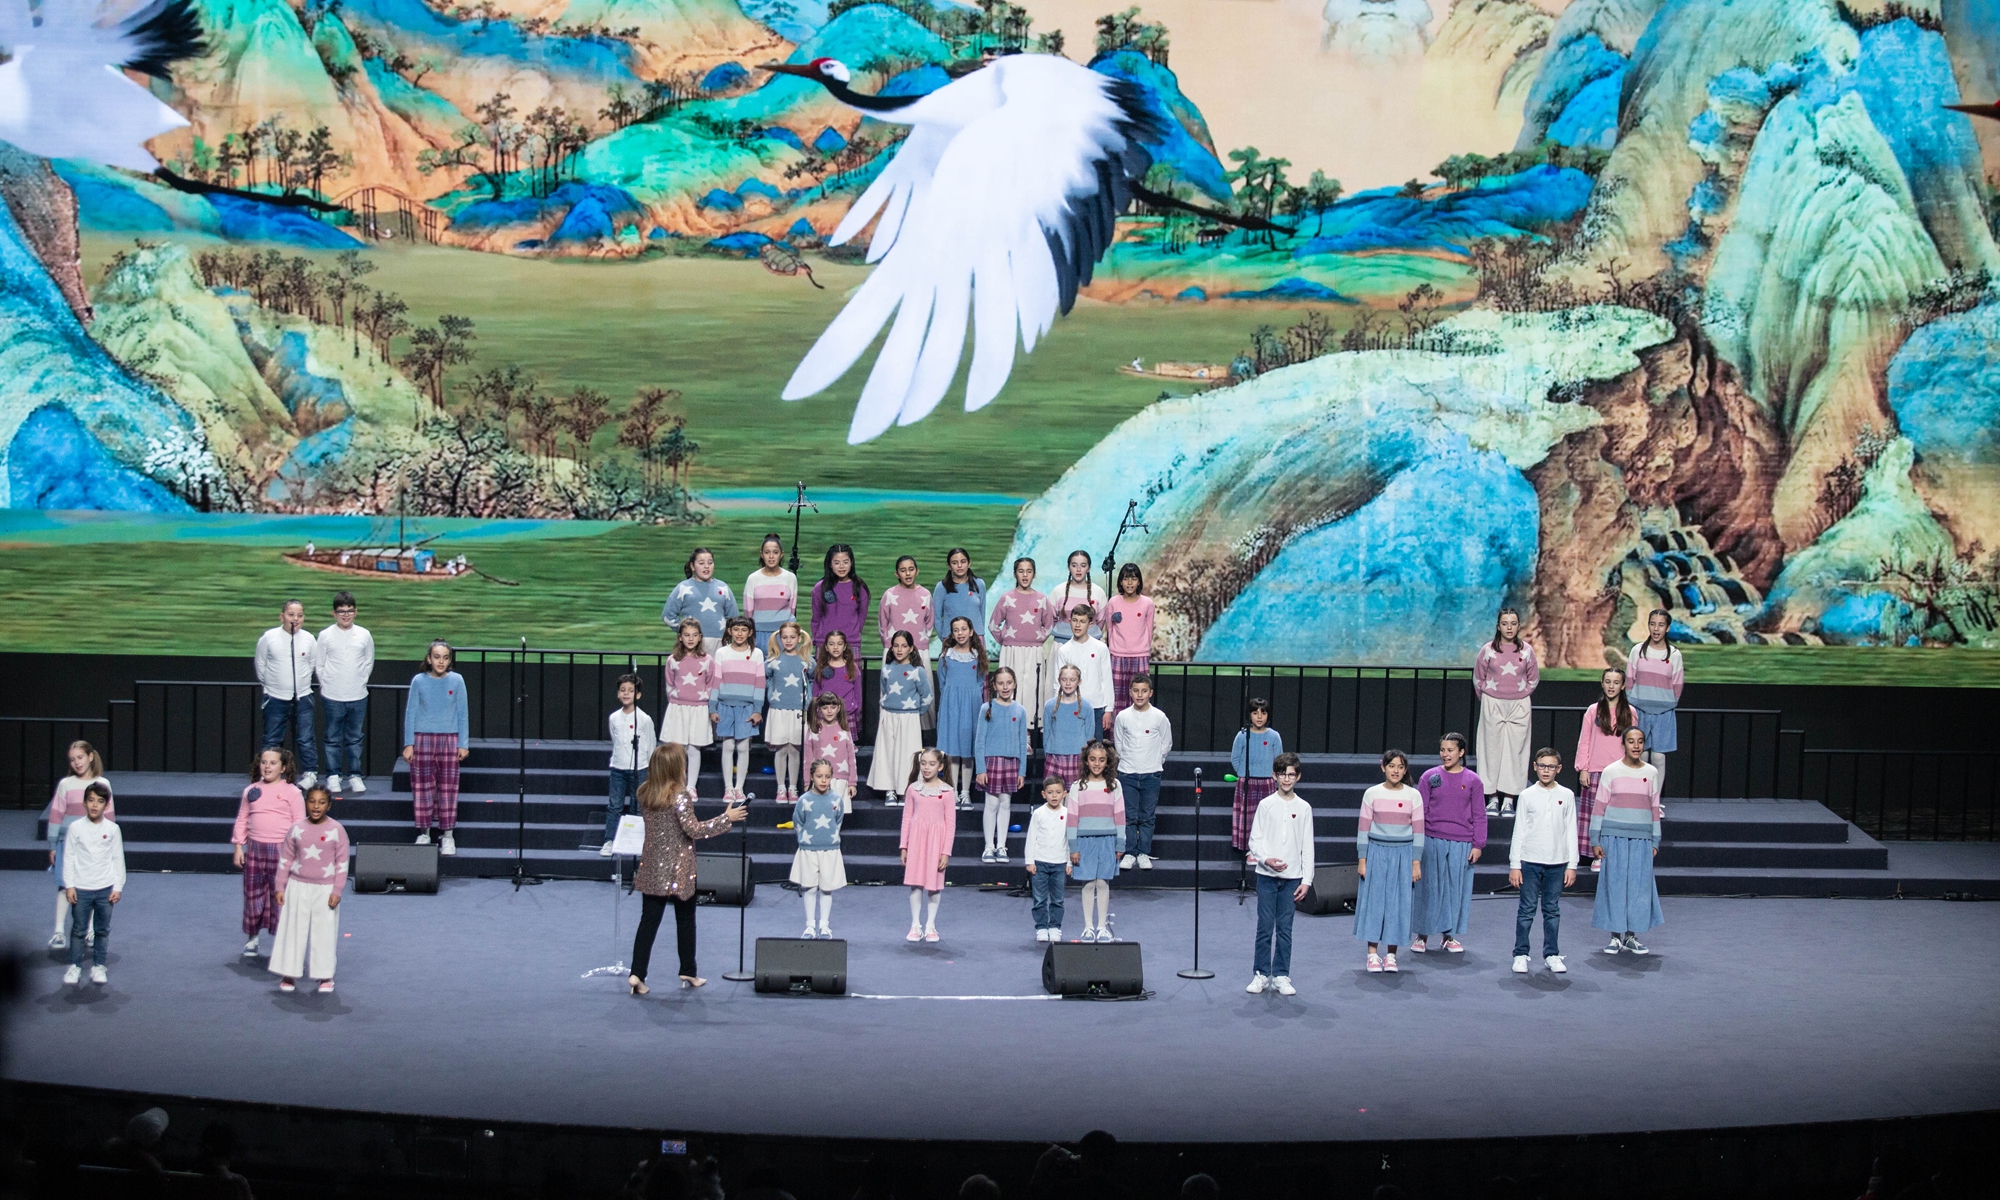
[1103,563,1155,724]
[234,748,307,959]
[1573,668,1633,870]
[271,784,350,993]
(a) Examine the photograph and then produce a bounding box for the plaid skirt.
[1232,775,1277,851]
[1043,752,1082,788]
[1110,655,1148,720]
[983,757,1021,795]
[1577,777,1598,860]
[241,839,282,936]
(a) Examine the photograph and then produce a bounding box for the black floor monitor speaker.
[694,853,753,906]
[351,843,440,894]
[753,937,847,995]
[1297,871,1359,916]
[1043,941,1144,996]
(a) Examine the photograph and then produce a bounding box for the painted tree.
[402,314,477,412]
[617,386,684,489]
[563,386,613,463]
[1225,147,1291,248]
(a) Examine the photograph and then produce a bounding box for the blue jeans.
[69,886,111,966]
[322,697,367,777]
[1119,771,1162,856]
[1254,872,1296,977]
[1513,861,1565,958]
[261,695,318,775]
[1030,862,1066,930]
[604,768,646,842]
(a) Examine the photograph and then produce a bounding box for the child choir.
[57,524,1679,997]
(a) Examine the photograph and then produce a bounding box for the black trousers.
[633,893,697,980]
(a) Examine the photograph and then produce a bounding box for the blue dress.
[934,648,984,758]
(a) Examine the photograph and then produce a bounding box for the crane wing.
[0,0,202,170]
[782,57,1160,444]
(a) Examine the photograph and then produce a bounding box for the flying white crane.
[765,54,1278,444]
[0,0,205,171]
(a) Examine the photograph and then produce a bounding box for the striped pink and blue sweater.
[1357,784,1425,850]
[709,645,766,713]
[1624,642,1683,715]
[1589,760,1662,844]
[1065,778,1126,853]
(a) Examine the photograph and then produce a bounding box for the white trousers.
[270,880,341,979]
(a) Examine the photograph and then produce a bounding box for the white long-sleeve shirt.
[608,706,660,771]
[1025,804,1070,865]
[1509,782,1579,869]
[62,817,126,892]
[1054,636,1114,712]
[1112,705,1173,774]
[1247,793,1315,885]
[256,627,316,700]
[313,623,375,702]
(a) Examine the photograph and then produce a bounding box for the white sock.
[817,889,834,928]
[1646,751,1668,793]
[985,792,1009,854]
[803,889,817,929]
[953,759,973,792]
[687,747,702,790]
[735,739,752,792]
[54,892,69,935]
[909,887,923,926]
[775,746,800,793]
[1093,881,1110,929]
[925,889,942,930]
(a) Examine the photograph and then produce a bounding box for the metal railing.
[18,646,1993,839]
[1801,749,1999,841]
[1,716,112,807]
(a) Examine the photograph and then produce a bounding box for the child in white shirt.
[1245,754,1313,997]
[1053,606,1113,719]
[61,782,123,987]
[1024,778,1073,942]
[1509,748,1579,974]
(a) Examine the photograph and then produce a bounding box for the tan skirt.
[1477,695,1532,796]
[789,847,847,890]
[867,711,924,791]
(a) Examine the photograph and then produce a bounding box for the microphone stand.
[513,636,541,889]
[1178,766,1213,979]
[787,481,818,574]
[585,672,640,981]
[1101,499,1149,600]
[722,802,754,982]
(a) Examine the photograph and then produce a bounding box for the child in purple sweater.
[1412,732,1487,953]
[271,785,350,993]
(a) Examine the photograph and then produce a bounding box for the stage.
[6,869,1998,1144]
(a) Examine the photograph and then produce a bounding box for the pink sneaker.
[1384,952,1400,973]
[1366,952,1383,973]
[1410,938,1427,953]
[1443,938,1465,953]
[316,979,335,993]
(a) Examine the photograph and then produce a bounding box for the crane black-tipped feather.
[117,0,207,77]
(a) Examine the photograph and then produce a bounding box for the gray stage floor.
[4,868,1997,1143]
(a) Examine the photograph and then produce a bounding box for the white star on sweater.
[302,845,323,861]
[1001,595,1017,609]
[680,669,704,685]
[783,673,802,688]
[675,583,693,597]
[813,814,832,829]
[886,682,904,696]
[699,598,718,613]
[900,608,919,624]
[1499,662,1518,676]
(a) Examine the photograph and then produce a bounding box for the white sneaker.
[415,831,431,845]
[1119,853,1136,869]
[1485,797,1499,815]
[802,927,817,939]
[599,842,614,857]
[1079,927,1097,943]
[48,930,66,951]
[89,965,106,985]
[1096,927,1116,942]
[1272,975,1296,996]
[1245,972,1269,994]
[298,772,318,790]
[440,832,456,856]
[995,850,1008,862]
[62,965,80,985]
[326,774,344,792]
[1604,937,1622,955]
[1512,955,1529,974]
[348,776,366,793]
[1137,854,1154,870]
[1546,955,1567,974]
[243,937,260,957]
[1035,928,1050,942]
[818,924,831,939]
[981,850,996,863]
[1501,798,1515,816]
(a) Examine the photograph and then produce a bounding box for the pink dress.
[899,781,958,890]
